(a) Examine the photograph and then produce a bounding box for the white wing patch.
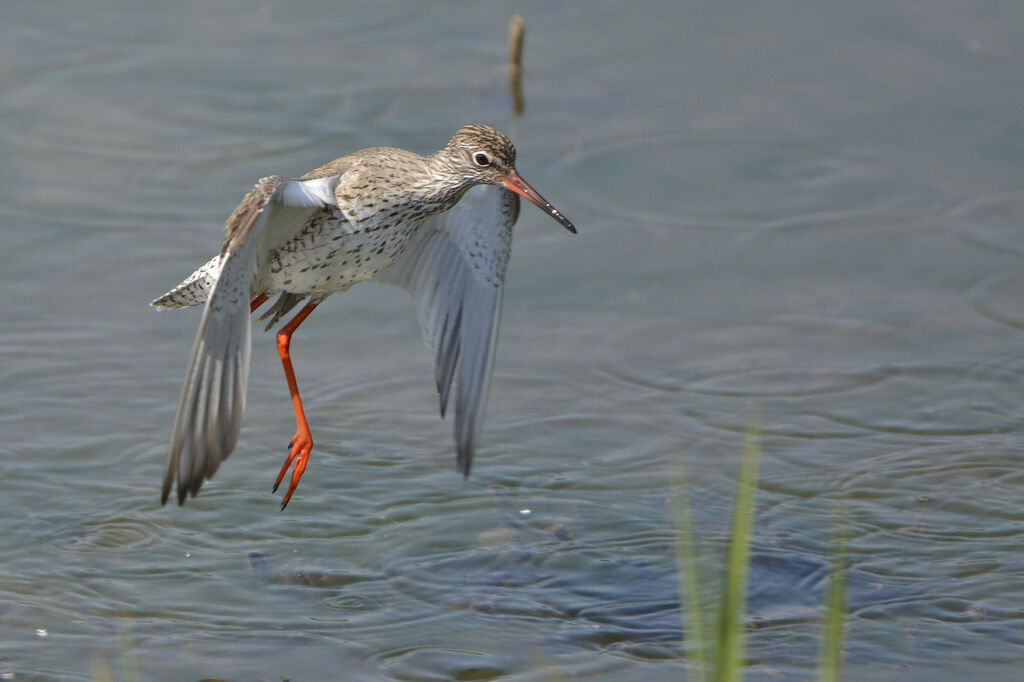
[280,174,341,207]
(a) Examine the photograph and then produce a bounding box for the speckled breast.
[264,207,423,296]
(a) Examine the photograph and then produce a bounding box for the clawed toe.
[273,430,313,510]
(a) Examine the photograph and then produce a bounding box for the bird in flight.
[153,125,576,509]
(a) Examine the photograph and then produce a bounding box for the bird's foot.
[272,428,313,510]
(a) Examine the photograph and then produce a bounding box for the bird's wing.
[379,185,519,475]
[162,174,341,505]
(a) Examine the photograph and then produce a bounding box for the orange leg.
[271,301,320,509]
[250,292,269,313]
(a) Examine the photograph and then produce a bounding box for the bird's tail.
[152,255,223,310]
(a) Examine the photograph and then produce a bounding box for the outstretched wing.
[162,174,341,505]
[379,185,519,475]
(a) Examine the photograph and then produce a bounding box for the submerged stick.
[508,15,525,117]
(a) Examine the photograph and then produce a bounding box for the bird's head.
[445,124,576,234]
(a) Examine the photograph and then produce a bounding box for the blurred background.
[1,1,1022,679]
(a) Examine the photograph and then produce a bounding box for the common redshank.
[153,124,576,509]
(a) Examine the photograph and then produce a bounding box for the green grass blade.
[713,411,761,682]
[817,530,847,682]
[671,462,708,682]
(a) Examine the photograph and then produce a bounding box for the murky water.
[2,1,1023,679]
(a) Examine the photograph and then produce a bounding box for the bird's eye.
[473,152,491,167]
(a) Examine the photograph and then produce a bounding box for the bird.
[153,124,576,509]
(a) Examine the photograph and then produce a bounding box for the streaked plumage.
[154,124,575,509]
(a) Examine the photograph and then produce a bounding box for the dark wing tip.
[457,446,473,478]
[161,467,175,506]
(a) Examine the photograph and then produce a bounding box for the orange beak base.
[503,173,576,234]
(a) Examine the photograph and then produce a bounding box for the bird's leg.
[271,301,320,509]
[249,292,269,313]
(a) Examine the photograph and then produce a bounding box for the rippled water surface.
[2,1,1023,680]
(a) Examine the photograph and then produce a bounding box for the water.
[2,1,1023,679]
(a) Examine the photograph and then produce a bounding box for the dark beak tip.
[503,173,577,235]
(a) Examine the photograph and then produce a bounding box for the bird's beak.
[503,172,577,234]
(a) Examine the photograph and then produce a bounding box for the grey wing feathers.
[162,247,253,504]
[379,185,517,475]
[161,174,341,504]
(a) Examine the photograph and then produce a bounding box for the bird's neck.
[414,152,476,214]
